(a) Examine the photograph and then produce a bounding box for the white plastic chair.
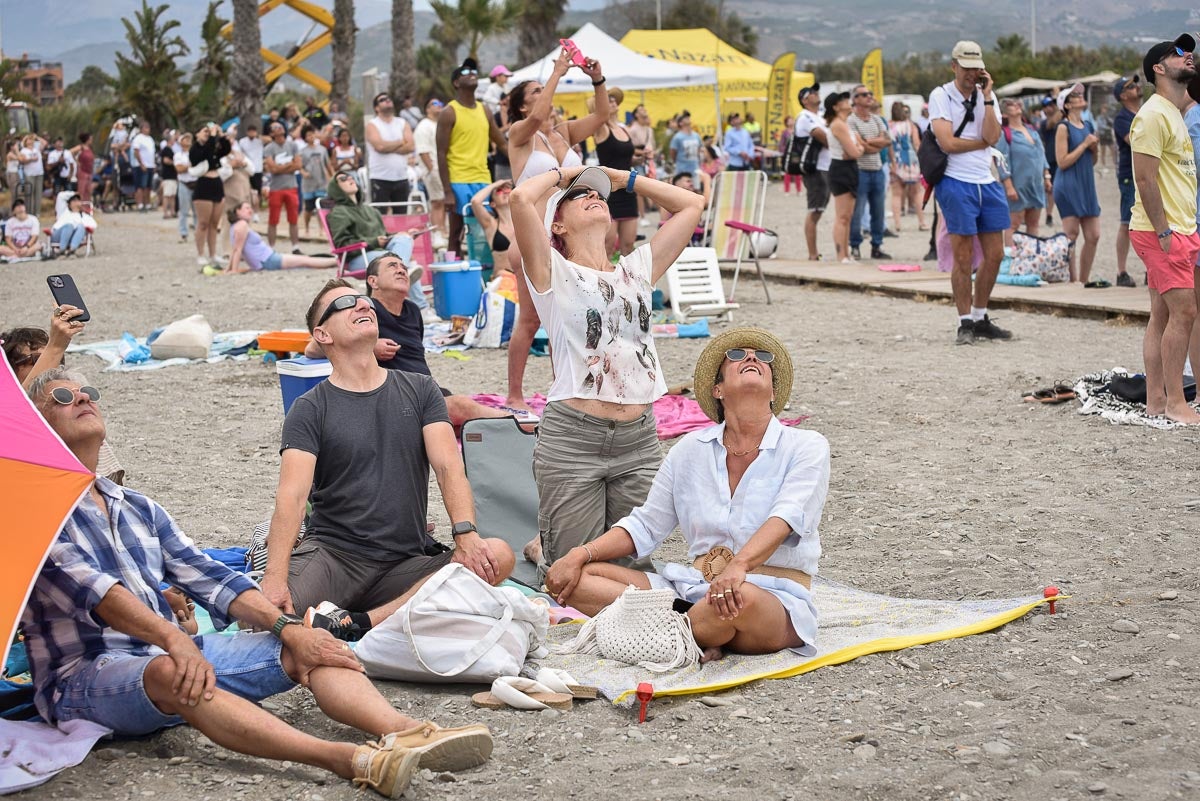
[664,247,739,323]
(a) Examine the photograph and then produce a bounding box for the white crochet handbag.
[554,586,703,672]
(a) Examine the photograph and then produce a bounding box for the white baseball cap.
[1056,82,1084,111]
[543,166,612,234]
[951,41,985,70]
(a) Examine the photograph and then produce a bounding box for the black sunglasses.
[565,186,599,202]
[7,348,43,368]
[317,293,371,327]
[726,348,775,364]
[50,385,101,404]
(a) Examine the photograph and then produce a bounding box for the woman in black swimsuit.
[470,180,516,276]
[591,87,639,255]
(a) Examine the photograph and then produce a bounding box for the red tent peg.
[636,682,654,723]
[1044,585,1060,614]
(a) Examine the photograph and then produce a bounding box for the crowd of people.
[6,32,1200,799]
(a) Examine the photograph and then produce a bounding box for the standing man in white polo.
[928,40,1011,345]
[364,92,415,211]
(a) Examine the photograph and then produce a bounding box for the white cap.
[1056,82,1084,111]
[543,166,613,234]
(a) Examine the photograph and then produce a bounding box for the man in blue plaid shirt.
[20,365,494,797]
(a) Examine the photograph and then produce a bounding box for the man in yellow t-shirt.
[436,57,507,255]
[1129,33,1200,424]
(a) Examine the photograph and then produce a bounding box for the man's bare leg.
[949,233,976,315]
[973,231,1004,309]
[805,210,822,260]
[1156,287,1200,423]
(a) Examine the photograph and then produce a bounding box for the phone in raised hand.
[47,274,91,322]
[559,38,587,67]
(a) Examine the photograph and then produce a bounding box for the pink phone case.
[559,38,587,67]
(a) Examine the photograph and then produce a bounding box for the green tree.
[0,59,35,105]
[65,66,115,105]
[430,0,524,62]
[111,0,190,131]
[229,0,264,131]
[192,1,232,121]
[517,0,567,65]
[331,0,357,112]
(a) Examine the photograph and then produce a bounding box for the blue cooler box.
[277,356,332,413]
[430,259,484,320]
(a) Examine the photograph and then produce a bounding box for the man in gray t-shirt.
[847,84,893,260]
[261,122,302,250]
[261,279,515,642]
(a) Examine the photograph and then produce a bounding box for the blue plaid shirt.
[21,477,258,722]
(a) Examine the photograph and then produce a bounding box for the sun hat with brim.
[1056,82,1084,111]
[693,327,794,423]
[543,166,612,233]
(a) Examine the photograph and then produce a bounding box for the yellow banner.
[861,48,884,100]
[765,52,796,152]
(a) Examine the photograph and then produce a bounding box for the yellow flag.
[765,52,796,151]
[862,48,884,100]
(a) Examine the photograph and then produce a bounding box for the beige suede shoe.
[351,740,420,798]
[380,721,493,772]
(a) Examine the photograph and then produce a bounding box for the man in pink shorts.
[1129,33,1200,423]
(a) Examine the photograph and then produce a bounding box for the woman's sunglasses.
[50,386,101,405]
[317,293,371,327]
[7,348,43,368]
[565,186,600,202]
[726,348,775,364]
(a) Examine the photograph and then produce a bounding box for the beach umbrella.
[0,358,93,668]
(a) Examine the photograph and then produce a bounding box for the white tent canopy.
[505,23,717,93]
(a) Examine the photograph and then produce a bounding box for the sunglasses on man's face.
[855,91,873,98]
[317,293,371,327]
[726,348,775,364]
[50,386,101,405]
[459,69,479,76]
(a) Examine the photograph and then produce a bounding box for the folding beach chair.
[373,200,434,298]
[460,416,540,587]
[664,247,739,323]
[703,169,772,304]
[316,201,368,278]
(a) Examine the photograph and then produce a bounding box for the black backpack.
[917,84,975,187]
[783,132,822,176]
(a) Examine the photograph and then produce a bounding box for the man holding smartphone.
[928,40,1011,345]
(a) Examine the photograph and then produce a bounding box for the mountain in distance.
[19,0,1200,90]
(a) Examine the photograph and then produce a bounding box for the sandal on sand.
[1053,384,1076,401]
[1084,279,1112,288]
[471,677,573,711]
[535,668,599,700]
[1022,388,1063,404]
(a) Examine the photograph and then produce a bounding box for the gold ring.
[709,593,719,599]
[342,644,350,650]
[723,589,732,595]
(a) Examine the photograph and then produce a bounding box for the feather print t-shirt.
[526,243,667,405]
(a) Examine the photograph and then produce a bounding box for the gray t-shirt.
[262,139,301,192]
[281,370,451,560]
[299,144,329,194]
[848,113,888,171]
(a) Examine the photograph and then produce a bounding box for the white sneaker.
[421,308,442,324]
[252,213,260,223]
[196,256,209,267]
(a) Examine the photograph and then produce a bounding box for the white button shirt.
[616,417,829,576]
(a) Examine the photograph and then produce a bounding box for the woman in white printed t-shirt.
[509,164,704,577]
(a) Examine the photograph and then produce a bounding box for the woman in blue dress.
[1052,83,1102,284]
[996,98,1052,246]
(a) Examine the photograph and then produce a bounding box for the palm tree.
[331,0,356,113]
[193,1,232,121]
[229,0,264,131]
[111,0,190,131]
[390,0,417,102]
[517,0,566,65]
[430,0,524,63]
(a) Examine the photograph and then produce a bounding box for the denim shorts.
[133,167,154,189]
[53,632,295,736]
[938,176,1010,236]
[260,251,284,271]
[1118,178,1135,225]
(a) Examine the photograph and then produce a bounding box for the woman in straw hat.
[509,163,704,576]
[544,327,829,658]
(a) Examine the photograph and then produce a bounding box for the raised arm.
[470,181,505,231]
[561,59,611,145]
[511,50,572,148]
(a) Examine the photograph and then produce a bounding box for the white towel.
[0,718,112,795]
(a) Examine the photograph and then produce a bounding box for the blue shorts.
[938,176,1010,236]
[302,189,326,212]
[451,182,488,217]
[133,167,154,189]
[1118,178,1135,225]
[53,632,295,736]
[261,251,284,271]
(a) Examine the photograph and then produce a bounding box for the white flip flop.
[471,676,573,711]
[534,668,599,700]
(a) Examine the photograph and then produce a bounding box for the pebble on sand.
[1105,668,1134,682]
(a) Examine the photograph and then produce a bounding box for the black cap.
[797,83,820,102]
[372,92,392,107]
[1112,74,1139,100]
[823,91,850,115]
[1144,33,1196,85]
[451,57,479,83]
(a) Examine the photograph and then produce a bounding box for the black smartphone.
[46,274,91,322]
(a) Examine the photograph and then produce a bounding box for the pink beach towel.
[470,394,809,440]
[878,263,921,272]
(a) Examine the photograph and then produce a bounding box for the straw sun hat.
[693,327,794,422]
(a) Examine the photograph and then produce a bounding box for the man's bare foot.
[700,646,725,664]
[522,536,542,565]
[1164,404,1200,425]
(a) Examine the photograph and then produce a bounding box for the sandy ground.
[5,167,1200,801]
